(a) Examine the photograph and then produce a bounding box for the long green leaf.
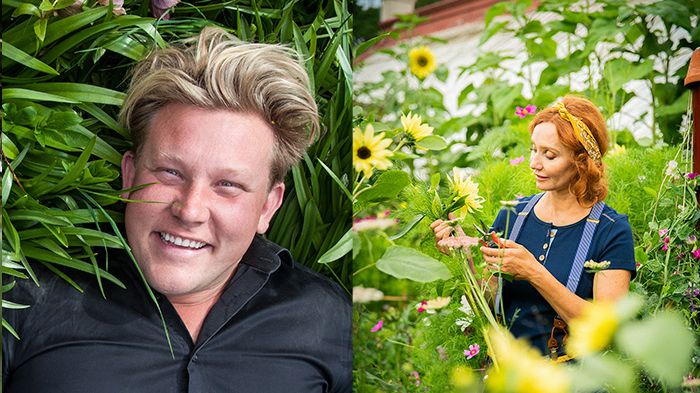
[2,88,79,103]
[1,40,59,75]
[22,83,125,106]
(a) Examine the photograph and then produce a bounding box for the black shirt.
[2,235,351,392]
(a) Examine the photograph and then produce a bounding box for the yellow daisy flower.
[408,46,437,79]
[566,301,619,357]
[353,124,393,177]
[449,169,483,217]
[400,112,433,142]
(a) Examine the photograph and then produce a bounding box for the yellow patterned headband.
[553,102,602,166]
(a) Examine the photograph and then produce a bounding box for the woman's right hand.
[430,212,466,254]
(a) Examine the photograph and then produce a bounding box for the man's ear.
[256,182,285,234]
[121,151,136,199]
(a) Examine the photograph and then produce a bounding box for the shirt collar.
[239,234,293,274]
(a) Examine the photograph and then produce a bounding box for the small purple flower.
[411,371,421,386]
[686,235,697,244]
[661,244,669,251]
[510,155,525,166]
[370,320,383,332]
[659,229,669,238]
[692,249,700,260]
[515,105,537,118]
[464,343,480,360]
[686,172,698,180]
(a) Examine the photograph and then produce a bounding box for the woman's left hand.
[480,237,544,281]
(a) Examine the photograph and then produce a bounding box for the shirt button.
[543,243,548,250]
[192,355,198,362]
[538,255,545,262]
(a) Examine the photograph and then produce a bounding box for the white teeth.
[160,232,206,249]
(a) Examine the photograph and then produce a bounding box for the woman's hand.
[480,236,544,281]
[430,213,465,254]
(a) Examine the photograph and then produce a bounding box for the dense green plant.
[2,0,352,337]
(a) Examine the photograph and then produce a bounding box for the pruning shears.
[473,219,503,248]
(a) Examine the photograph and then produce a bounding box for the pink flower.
[464,343,480,359]
[151,0,180,19]
[659,229,669,238]
[692,249,700,260]
[664,236,670,244]
[436,345,448,361]
[509,155,525,166]
[370,320,383,332]
[411,371,421,387]
[417,300,427,313]
[661,244,669,251]
[686,172,698,180]
[515,104,537,118]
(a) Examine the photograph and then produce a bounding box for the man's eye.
[164,169,180,176]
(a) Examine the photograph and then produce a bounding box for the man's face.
[121,103,284,303]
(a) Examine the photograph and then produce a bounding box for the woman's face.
[529,122,576,193]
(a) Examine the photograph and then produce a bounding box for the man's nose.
[171,183,210,225]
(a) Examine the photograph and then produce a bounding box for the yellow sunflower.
[449,169,483,217]
[400,112,433,142]
[353,124,393,177]
[566,301,619,357]
[408,46,437,79]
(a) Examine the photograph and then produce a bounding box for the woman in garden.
[432,95,636,360]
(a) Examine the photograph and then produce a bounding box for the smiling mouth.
[159,232,208,249]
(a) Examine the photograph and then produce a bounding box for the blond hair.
[119,26,319,184]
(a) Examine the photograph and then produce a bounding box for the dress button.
[543,243,548,250]
[538,255,545,262]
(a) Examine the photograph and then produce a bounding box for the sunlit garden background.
[352,0,700,391]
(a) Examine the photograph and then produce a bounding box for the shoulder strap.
[495,193,544,316]
[508,193,545,242]
[564,201,605,293]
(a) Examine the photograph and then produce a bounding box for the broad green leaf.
[356,170,410,204]
[603,58,653,92]
[616,311,694,387]
[2,40,59,75]
[416,135,447,151]
[1,134,20,159]
[33,17,48,42]
[317,229,351,264]
[11,3,40,17]
[376,245,451,282]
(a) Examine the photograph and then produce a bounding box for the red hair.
[529,96,608,206]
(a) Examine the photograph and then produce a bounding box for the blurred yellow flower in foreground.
[450,366,477,391]
[400,112,433,142]
[486,327,570,393]
[567,301,619,357]
[449,169,484,217]
[353,124,393,177]
[408,46,437,79]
